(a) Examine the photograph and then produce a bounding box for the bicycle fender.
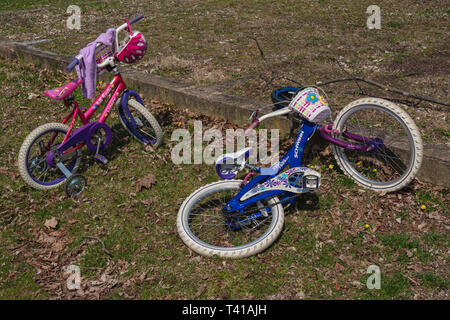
[120,89,144,128]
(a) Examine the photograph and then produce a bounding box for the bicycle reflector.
[304,173,320,189]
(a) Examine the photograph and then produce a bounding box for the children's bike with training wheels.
[18,14,163,197]
[177,86,423,258]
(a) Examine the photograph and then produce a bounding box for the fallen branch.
[316,77,450,107]
[333,57,365,96]
[249,36,450,108]
[248,36,304,91]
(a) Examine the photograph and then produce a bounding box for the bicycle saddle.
[43,78,83,100]
[217,147,253,165]
[215,147,253,179]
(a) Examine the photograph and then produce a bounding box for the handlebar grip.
[66,57,79,72]
[129,14,144,25]
[244,119,260,135]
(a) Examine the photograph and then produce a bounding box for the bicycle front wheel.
[117,98,163,147]
[332,98,423,192]
[177,180,285,259]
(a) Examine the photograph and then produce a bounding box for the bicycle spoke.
[186,187,275,248]
[338,105,414,185]
[24,127,79,185]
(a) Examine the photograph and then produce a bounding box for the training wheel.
[65,174,87,197]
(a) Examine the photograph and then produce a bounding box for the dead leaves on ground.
[136,174,157,192]
[44,217,58,230]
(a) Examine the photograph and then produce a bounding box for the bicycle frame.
[18,14,160,197]
[55,74,127,156]
[224,119,318,214]
[64,75,124,135]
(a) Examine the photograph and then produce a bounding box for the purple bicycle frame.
[319,124,384,153]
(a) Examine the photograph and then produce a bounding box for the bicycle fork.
[225,201,270,231]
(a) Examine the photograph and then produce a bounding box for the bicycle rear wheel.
[332,98,423,192]
[18,123,81,190]
[177,180,285,258]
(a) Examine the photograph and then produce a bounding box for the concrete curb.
[0,39,448,188]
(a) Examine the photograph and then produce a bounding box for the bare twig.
[249,36,450,108]
[248,36,304,91]
[333,57,365,96]
[316,77,450,107]
[248,36,275,74]
[81,236,112,257]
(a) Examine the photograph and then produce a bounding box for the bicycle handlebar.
[66,57,80,72]
[129,14,144,25]
[244,119,260,135]
[65,14,144,72]
[243,107,291,134]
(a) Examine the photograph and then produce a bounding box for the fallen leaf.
[194,285,207,298]
[28,92,39,100]
[319,145,332,157]
[44,217,58,229]
[52,240,65,252]
[334,262,345,273]
[351,280,363,288]
[418,222,427,231]
[141,198,153,206]
[136,174,157,192]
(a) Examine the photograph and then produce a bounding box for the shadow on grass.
[75,123,133,174]
[285,192,320,217]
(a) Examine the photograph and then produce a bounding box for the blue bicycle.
[177,87,423,258]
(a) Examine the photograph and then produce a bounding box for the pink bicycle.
[18,14,163,197]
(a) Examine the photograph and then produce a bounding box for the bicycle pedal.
[94,154,108,164]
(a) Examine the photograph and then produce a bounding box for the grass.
[0,0,79,11]
[419,272,449,290]
[381,233,419,250]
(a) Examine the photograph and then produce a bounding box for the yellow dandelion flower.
[364,224,370,229]
[372,168,377,172]
[329,164,334,169]
[357,161,362,166]
[309,165,315,169]
[420,205,426,210]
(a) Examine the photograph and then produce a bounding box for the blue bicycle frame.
[224,119,318,214]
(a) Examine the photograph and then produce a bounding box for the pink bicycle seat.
[43,79,83,100]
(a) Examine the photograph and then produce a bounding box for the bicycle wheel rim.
[118,103,158,144]
[25,128,78,186]
[181,184,280,252]
[334,104,416,188]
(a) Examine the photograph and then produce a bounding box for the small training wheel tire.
[65,174,87,197]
